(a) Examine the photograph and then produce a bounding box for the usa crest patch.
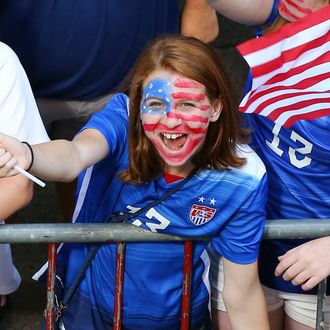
[189,203,216,226]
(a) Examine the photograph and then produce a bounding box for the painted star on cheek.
[141,78,172,115]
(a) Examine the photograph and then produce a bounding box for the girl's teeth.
[163,133,183,139]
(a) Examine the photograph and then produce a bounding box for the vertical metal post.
[316,278,327,330]
[46,243,57,330]
[113,242,126,330]
[181,241,193,330]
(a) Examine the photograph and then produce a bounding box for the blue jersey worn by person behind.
[0,1,179,99]
[243,2,330,295]
[34,93,267,330]
[247,111,330,295]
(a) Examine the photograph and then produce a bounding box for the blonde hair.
[264,16,287,34]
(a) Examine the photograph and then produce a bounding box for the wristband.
[21,141,34,172]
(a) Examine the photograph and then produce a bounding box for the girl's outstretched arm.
[0,128,109,182]
[206,0,274,25]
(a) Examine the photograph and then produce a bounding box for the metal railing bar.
[1,219,328,330]
[113,242,126,330]
[45,243,57,330]
[0,219,330,243]
[181,240,193,330]
[264,219,330,239]
[0,223,208,243]
[316,278,327,330]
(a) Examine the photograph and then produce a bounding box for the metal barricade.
[1,219,330,330]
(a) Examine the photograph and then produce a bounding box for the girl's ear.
[209,98,222,122]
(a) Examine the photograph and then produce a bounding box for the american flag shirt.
[238,5,330,294]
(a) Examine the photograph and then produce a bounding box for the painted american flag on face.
[237,5,330,128]
[140,74,215,168]
[141,76,212,138]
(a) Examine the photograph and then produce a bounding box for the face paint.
[278,0,315,22]
[141,78,172,115]
[140,72,218,175]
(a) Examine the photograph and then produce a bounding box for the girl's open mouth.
[160,133,188,151]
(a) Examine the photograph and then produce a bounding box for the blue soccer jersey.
[242,0,330,295]
[36,93,267,329]
[246,113,330,294]
[0,1,180,99]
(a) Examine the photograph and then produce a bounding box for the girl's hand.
[275,237,330,291]
[0,132,30,177]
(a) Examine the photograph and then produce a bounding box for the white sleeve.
[0,42,49,143]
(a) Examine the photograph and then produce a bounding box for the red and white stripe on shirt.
[237,5,330,128]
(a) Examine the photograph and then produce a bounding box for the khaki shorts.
[36,92,113,140]
[208,247,330,329]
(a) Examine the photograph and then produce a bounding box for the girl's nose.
[163,112,183,128]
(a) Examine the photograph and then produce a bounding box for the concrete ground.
[0,18,253,330]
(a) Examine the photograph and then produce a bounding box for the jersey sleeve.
[211,173,268,264]
[0,42,49,143]
[74,93,129,223]
[82,93,129,159]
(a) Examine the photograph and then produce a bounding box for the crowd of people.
[206,1,330,329]
[0,0,329,329]
[0,0,218,321]
[0,41,49,318]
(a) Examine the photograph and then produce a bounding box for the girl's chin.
[164,159,188,168]
[152,137,201,167]
[160,152,192,168]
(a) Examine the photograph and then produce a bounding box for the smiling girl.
[0,35,269,330]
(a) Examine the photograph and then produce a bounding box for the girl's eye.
[147,100,165,109]
[177,102,197,110]
[182,102,196,108]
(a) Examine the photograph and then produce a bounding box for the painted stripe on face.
[284,0,313,15]
[166,111,209,124]
[142,122,208,135]
[172,92,206,102]
[278,0,313,21]
[199,105,210,111]
[173,79,204,89]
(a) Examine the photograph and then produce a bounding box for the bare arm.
[181,0,219,43]
[222,258,270,330]
[275,237,330,291]
[0,175,33,220]
[0,128,109,182]
[206,0,274,25]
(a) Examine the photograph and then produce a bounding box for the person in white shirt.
[0,41,49,314]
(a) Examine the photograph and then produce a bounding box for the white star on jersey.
[198,196,205,203]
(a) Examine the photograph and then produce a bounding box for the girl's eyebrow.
[171,92,206,101]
